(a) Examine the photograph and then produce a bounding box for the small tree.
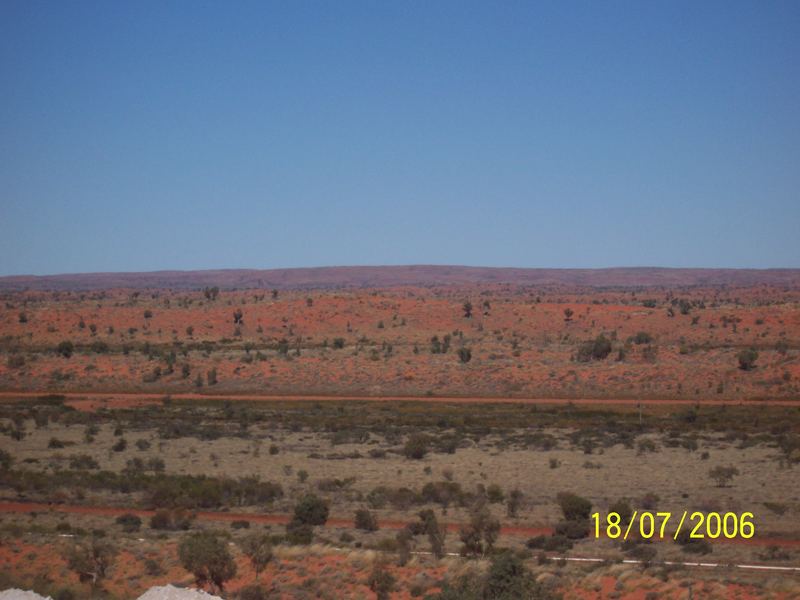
[207,368,218,386]
[178,531,237,593]
[418,509,446,559]
[240,533,272,578]
[709,465,739,487]
[563,307,574,322]
[65,538,117,593]
[233,309,244,325]
[458,347,472,363]
[506,489,523,518]
[459,500,500,558]
[396,528,413,565]
[462,301,473,318]
[368,561,396,600]
[737,348,758,371]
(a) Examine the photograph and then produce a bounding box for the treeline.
[0,469,283,509]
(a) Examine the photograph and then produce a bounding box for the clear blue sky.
[1,1,798,275]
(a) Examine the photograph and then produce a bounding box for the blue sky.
[1,1,798,275]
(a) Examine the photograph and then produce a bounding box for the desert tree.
[418,509,446,559]
[178,531,237,593]
[240,533,273,578]
[395,528,413,565]
[563,307,574,322]
[462,301,473,318]
[459,499,500,558]
[368,561,396,600]
[65,537,117,595]
[506,488,524,518]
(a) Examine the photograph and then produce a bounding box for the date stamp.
[591,511,755,540]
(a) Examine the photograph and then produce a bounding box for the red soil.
[2,283,799,400]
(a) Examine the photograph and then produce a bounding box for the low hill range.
[1,265,799,291]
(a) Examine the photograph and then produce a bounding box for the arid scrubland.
[1,280,799,598]
[0,395,799,598]
[1,283,798,399]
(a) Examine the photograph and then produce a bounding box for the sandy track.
[2,501,799,548]
[1,390,798,407]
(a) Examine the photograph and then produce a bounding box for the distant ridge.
[1,265,799,291]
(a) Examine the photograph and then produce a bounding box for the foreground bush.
[179,531,237,593]
[429,552,554,599]
[65,537,117,590]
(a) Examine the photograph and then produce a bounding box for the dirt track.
[1,390,799,407]
[2,501,798,548]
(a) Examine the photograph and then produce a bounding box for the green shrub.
[115,513,142,533]
[556,492,592,521]
[526,534,573,553]
[554,519,589,539]
[403,434,430,460]
[56,341,74,358]
[292,494,329,526]
[737,348,759,370]
[239,585,268,600]
[354,508,379,531]
[285,521,313,545]
[576,335,612,362]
